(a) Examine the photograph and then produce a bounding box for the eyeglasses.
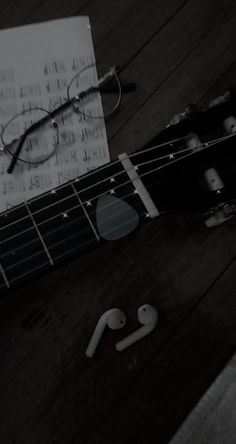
[0,62,135,174]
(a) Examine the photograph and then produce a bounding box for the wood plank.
[107,1,236,156]
[84,259,236,444]
[88,0,187,57]
[1,214,236,443]
[0,0,44,28]
[0,1,236,443]
[25,0,92,24]
[18,0,187,51]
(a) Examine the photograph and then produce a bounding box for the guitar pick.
[96,194,139,240]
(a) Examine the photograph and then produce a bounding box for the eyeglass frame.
[0,62,130,174]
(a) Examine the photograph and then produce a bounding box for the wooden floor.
[1,1,236,443]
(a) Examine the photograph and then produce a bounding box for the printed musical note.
[59,130,77,147]
[28,174,52,190]
[57,168,81,185]
[43,61,66,76]
[19,83,42,98]
[1,178,26,195]
[0,69,15,82]
[0,86,16,101]
[21,100,43,113]
[54,149,79,166]
[81,126,105,142]
[45,78,67,94]
[83,148,91,162]
[72,55,94,72]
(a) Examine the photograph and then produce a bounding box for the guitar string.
[0,188,139,248]
[1,135,186,217]
[0,131,232,245]
[0,130,234,270]
[3,203,143,270]
[0,129,234,264]
[17,134,232,217]
[2,129,233,220]
[1,131,234,232]
[0,132,235,282]
[0,211,146,287]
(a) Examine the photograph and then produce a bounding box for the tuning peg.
[185,132,202,151]
[167,103,198,127]
[223,116,236,134]
[184,103,199,115]
[207,89,232,108]
[205,202,236,227]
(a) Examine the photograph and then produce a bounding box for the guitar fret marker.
[110,189,115,195]
[24,202,54,266]
[71,184,100,242]
[169,154,174,160]
[62,212,69,218]
[119,153,159,219]
[110,177,116,183]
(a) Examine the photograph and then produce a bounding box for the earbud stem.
[85,316,106,358]
[115,323,155,352]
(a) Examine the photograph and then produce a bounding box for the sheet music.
[0,17,110,211]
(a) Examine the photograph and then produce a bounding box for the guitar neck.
[0,154,159,295]
[1,97,236,295]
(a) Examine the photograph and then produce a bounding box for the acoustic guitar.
[1,91,236,296]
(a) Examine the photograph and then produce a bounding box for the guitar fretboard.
[0,157,153,294]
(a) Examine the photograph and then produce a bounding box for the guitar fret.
[4,224,95,273]
[0,156,155,295]
[0,262,10,288]
[71,183,100,242]
[119,153,159,218]
[24,202,54,266]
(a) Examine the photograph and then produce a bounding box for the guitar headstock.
[136,89,236,227]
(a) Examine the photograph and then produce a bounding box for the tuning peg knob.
[208,90,232,108]
[223,116,236,134]
[184,103,199,115]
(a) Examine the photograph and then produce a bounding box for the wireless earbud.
[85,308,127,358]
[115,304,158,351]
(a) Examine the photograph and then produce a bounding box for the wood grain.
[0,1,236,443]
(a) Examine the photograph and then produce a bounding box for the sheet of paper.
[0,17,110,211]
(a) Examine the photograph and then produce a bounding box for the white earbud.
[115,304,158,352]
[86,308,127,358]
